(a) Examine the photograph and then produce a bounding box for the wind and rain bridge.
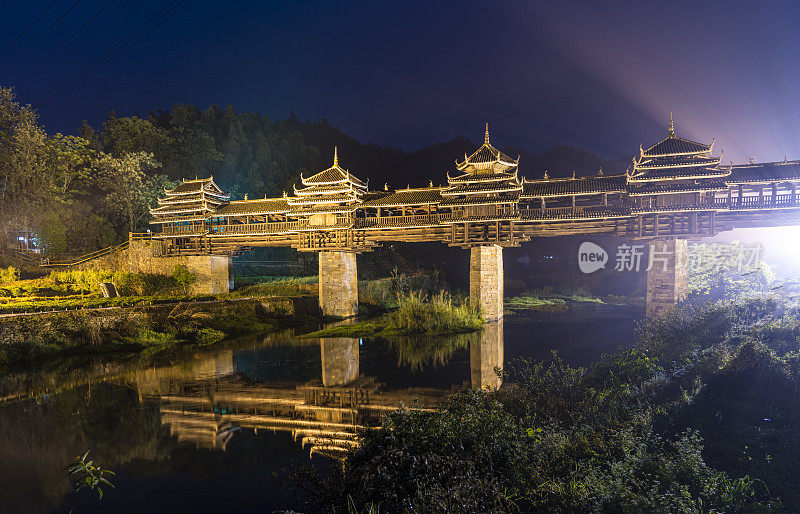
[141,119,800,318]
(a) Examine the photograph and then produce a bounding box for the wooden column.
[772,183,777,205]
[738,184,743,206]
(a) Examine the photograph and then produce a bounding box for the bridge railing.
[160,225,207,236]
[519,205,628,220]
[210,220,309,234]
[354,214,440,228]
[713,194,800,209]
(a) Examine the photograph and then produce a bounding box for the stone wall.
[74,239,232,295]
[469,245,504,320]
[318,251,358,317]
[646,238,688,317]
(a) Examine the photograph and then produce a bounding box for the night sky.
[2,0,800,163]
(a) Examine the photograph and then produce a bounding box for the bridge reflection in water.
[128,323,503,459]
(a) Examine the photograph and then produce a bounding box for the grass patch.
[306,291,483,338]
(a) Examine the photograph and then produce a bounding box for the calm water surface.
[0,303,640,513]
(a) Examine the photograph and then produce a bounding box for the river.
[0,303,640,513]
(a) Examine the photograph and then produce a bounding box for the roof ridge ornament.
[484,122,490,144]
[668,112,675,137]
[333,146,338,166]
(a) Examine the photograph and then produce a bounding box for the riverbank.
[0,296,320,369]
[299,297,800,512]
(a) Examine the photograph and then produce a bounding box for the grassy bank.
[0,299,318,369]
[306,292,483,338]
[296,297,799,512]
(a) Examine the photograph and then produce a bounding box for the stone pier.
[318,251,358,317]
[646,238,688,317]
[320,338,360,387]
[470,319,504,390]
[470,245,504,320]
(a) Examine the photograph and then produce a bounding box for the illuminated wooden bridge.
[146,118,800,318]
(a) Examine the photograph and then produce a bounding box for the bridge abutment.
[74,238,233,295]
[469,245,504,320]
[646,238,688,317]
[318,251,358,317]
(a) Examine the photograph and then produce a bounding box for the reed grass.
[306,291,484,338]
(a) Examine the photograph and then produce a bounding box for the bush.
[172,265,197,294]
[388,291,482,334]
[0,266,19,284]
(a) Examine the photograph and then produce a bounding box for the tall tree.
[0,86,48,249]
[95,151,163,233]
[45,133,94,198]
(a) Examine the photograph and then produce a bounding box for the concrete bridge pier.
[470,319,504,390]
[646,238,688,317]
[318,251,358,317]
[320,338,360,387]
[470,245,504,320]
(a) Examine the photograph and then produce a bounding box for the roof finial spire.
[333,146,338,166]
[484,122,490,144]
[668,112,674,137]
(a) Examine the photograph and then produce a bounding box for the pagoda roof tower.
[441,124,522,209]
[629,114,730,183]
[287,147,368,216]
[150,176,230,224]
[452,123,520,176]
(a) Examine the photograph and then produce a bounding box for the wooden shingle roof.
[361,188,443,207]
[726,161,800,184]
[213,198,290,216]
[642,136,711,157]
[521,174,627,197]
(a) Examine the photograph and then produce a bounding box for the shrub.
[0,266,19,284]
[388,291,482,334]
[172,265,197,294]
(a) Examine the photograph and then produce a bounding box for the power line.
[0,0,83,76]
[0,0,61,59]
[37,0,192,106]
[47,0,132,70]
[17,0,118,82]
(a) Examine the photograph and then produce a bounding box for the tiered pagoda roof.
[150,177,230,224]
[286,148,367,216]
[628,115,730,185]
[441,124,522,208]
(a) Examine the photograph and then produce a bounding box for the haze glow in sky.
[2,0,800,163]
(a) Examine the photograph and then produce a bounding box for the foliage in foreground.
[64,450,115,500]
[307,291,483,338]
[299,298,799,513]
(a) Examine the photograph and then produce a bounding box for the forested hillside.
[1,87,628,258]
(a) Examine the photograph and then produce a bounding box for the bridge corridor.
[55,119,800,317]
